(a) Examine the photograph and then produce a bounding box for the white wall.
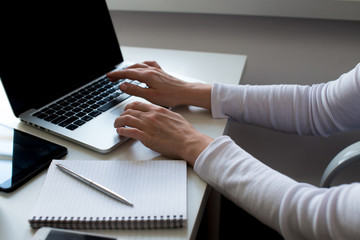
[106,0,360,21]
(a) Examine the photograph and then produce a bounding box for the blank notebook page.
[29,159,187,229]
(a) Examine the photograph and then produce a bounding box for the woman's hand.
[107,61,212,110]
[114,101,213,166]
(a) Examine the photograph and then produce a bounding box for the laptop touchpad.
[110,105,126,117]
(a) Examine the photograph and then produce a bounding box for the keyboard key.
[97,100,107,106]
[110,92,120,98]
[56,100,68,106]
[90,103,100,109]
[34,113,48,119]
[50,104,63,111]
[74,119,86,126]
[66,124,78,130]
[79,104,89,109]
[82,115,93,122]
[86,100,96,105]
[44,114,59,122]
[63,106,73,111]
[98,93,130,112]
[93,96,103,101]
[72,107,82,113]
[70,102,80,107]
[83,95,93,100]
[51,116,68,124]
[77,98,87,103]
[44,109,55,115]
[64,111,76,117]
[88,110,102,117]
[55,110,66,116]
[83,108,93,113]
[33,78,136,130]
[75,112,86,117]
[58,116,78,127]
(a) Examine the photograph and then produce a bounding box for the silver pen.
[55,163,133,207]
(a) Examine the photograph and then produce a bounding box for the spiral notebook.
[29,159,187,229]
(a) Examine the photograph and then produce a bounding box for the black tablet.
[32,227,117,240]
[0,124,68,192]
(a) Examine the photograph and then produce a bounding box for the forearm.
[211,83,317,135]
[211,63,360,136]
[194,136,360,239]
[194,136,297,233]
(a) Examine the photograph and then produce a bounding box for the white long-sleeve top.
[194,63,360,239]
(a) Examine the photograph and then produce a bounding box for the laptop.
[0,2,146,153]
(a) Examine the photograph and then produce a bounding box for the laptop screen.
[0,2,123,117]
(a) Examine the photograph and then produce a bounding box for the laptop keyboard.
[32,77,145,131]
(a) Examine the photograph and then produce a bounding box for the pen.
[55,163,134,207]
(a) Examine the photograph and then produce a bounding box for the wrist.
[181,83,212,110]
[182,132,213,167]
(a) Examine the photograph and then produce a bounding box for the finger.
[119,82,153,99]
[143,61,162,69]
[125,63,151,69]
[107,62,150,81]
[106,70,126,82]
[124,101,154,112]
[126,61,161,70]
[106,69,146,83]
[116,126,146,141]
[114,113,147,130]
[129,101,171,116]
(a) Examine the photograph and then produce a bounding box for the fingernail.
[120,83,128,91]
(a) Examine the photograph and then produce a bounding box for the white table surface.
[0,46,246,240]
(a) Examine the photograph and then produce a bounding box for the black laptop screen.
[0,2,123,117]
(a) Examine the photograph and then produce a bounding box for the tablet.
[0,124,67,192]
[32,228,118,240]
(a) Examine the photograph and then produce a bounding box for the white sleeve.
[194,64,360,239]
[194,136,360,239]
[211,63,360,136]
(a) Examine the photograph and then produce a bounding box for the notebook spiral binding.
[29,215,185,229]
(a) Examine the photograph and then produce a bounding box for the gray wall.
[107,0,360,21]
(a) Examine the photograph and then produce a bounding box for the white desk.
[0,46,246,240]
